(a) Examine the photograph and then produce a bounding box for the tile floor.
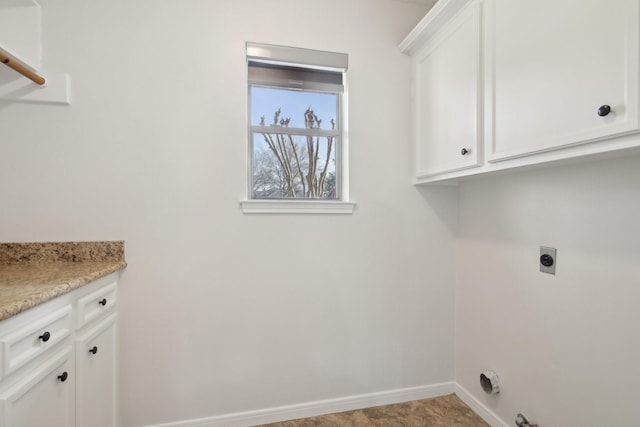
[255,393,489,426]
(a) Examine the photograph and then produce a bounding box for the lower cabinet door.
[0,346,75,427]
[75,314,117,427]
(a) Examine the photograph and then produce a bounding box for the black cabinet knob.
[597,105,611,117]
[460,148,470,156]
[58,372,68,382]
[98,298,107,306]
[39,331,51,342]
[89,346,98,355]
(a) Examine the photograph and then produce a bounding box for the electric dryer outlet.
[540,246,557,275]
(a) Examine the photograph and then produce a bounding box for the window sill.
[240,200,357,214]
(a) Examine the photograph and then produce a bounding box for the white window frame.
[241,42,356,215]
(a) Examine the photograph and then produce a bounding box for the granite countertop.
[0,241,127,321]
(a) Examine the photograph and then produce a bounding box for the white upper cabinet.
[415,1,482,178]
[401,0,482,180]
[402,0,640,184]
[485,0,640,162]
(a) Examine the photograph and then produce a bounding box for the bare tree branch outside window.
[252,107,337,199]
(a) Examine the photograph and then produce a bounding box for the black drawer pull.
[58,371,68,382]
[98,298,107,306]
[39,331,51,342]
[89,346,98,355]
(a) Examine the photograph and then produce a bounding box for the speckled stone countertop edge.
[0,260,127,321]
[0,241,125,264]
[0,241,127,322]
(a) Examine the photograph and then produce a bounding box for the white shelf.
[0,1,71,105]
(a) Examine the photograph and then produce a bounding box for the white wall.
[0,1,458,425]
[5,2,639,426]
[455,153,640,426]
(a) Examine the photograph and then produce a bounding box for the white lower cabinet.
[0,273,119,427]
[75,314,117,427]
[0,346,75,427]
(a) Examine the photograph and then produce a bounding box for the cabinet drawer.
[75,281,117,329]
[0,305,72,379]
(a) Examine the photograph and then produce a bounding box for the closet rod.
[0,50,46,85]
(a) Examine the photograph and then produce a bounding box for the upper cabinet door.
[485,0,640,162]
[413,0,483,178]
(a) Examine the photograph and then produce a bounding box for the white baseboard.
[144,382,455,427]
[453,383,510,427]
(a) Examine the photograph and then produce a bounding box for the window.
[242,43,355,214]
